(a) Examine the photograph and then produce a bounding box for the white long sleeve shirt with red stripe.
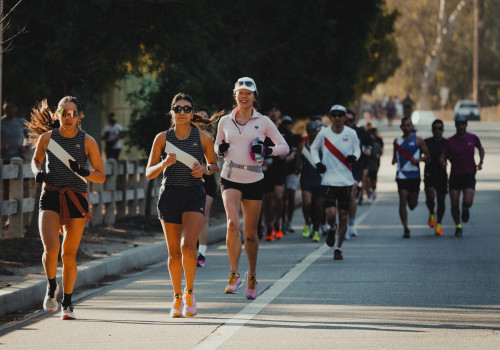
[215,108,289,184]
[310,126,360,186]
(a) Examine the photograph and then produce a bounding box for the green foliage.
[3,0,399,156]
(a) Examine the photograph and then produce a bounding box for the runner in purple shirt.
[440,115,485,237]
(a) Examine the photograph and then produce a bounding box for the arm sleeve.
[214,118,226,155]
[352,132,361,160]
[266,119,289,156]
[310,129,324,164]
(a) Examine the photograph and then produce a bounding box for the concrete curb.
[0,222,228,317]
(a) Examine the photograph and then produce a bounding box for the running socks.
[348,218,355,226]
[199,245,207,256]
[62,293,72,307]
[48,278,57,291]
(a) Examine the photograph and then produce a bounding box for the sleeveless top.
[162,126,204,186]
[396,133,420,180]
[45,128,88,193]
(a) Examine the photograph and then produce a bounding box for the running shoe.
[274,226,283,240]
[61,303,76,320]
[326,224,337,247]
[197,253,206,267]
[311,231,320,242]
[455,226,463,237]
[225,272,242,294]
[170,294,184,318]
[349,225,358,238]
[284,221,294,234]
[43,283,59,312]
[265,228,274,241]
[461,207,470,223]
[403,228,410,238]
[366,197,373,205]
[245,272,258,300]
[182,290,198,317]
[302,225,310,238]
[428,214,436,227]
[435,223,443,235]
[333,248,343,261]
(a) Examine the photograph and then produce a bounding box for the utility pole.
[472,0,479,103]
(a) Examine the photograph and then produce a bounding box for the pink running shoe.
[245,272,258,300]
[225,273,242,294]
[170,294,184,318]
[182,290,198,317]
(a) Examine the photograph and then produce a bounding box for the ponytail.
[26,99,59,146]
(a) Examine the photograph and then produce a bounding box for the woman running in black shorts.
[28,96,105,320]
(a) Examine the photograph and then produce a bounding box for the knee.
[409,202,418,211]
[227,218,240,233]
[168,250,182,263]
[61,250,76,264]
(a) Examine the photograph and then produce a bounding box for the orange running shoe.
[274,227,283,239]
[435,223,442,235]
[428,214,436,227]
[265,228,274,241]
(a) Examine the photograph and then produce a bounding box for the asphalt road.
[1,120,499,349]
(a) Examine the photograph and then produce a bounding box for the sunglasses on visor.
[58,109,82,118]
[173,105,193,114]
[236,80,255,88]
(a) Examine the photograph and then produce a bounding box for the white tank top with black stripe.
[162,127,204,187]
[45,128,88,193]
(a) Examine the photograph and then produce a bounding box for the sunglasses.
[345,118,354,123]
[330,113,345,118]
[236,80,255,88]
[58,109,82,118]
[173,105,193,114]
[433,126,443,131]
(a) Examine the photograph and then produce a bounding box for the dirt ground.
[0,200,227,289]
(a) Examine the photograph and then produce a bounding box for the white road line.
[195,199,377,349]
[194,244,329,350]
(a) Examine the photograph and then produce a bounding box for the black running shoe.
[326,224,337,247]
[402,229,410,239]
[461,207,470,223]
[197,253,205,267]
[455,227,463,237]
[333,249,343,260]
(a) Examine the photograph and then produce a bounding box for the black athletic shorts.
[203,173,218,199]
[323,186,351,211]
[262,159,286,193]
[39,189,89,219]
[221,178,263,201]
[396,178,421,194]
[424,171,448,194]
[157,185,206,224]
[449,174,476,191]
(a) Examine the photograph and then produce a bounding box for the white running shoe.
[43,283,59,312]
[61,304,76,320]
[349,226,358,237]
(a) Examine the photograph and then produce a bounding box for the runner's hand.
[218,140,230,156]
[69,159,91,177]
[35,171,46,183]
[316,162,326,174]
[346,155,357,164]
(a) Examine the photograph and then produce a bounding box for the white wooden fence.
[0,158,160,239]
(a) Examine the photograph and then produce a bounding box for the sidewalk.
[0,223,229,317]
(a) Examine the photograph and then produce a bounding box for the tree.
[418,0,470,109]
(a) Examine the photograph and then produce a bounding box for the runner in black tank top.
[145,93,219,318]
[29,96,105,320]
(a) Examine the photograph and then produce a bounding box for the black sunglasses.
[433,126,443,131]
[236,80,255,88]
[330,113,345,118]
[173,105,193,114]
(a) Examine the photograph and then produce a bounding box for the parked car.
[454,100,480,121]
[411,110,436,125]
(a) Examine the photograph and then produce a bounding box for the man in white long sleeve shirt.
[310,105,360,260]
